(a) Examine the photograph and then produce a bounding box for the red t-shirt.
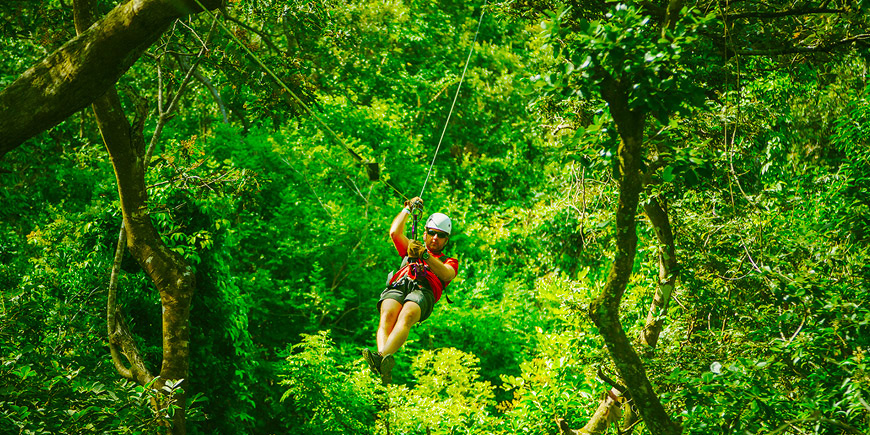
[389,250,458,303]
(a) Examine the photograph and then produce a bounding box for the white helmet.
[425,212,452,235]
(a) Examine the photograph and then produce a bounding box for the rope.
[419,0,487,198]
[193,0,485,202]
[192,0,409,201]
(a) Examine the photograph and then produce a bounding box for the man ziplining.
[356,1,480,387]
[363,196,459,385]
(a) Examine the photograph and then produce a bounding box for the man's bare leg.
[377,299,402,353]
[381,302,421,356]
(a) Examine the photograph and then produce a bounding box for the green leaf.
[662,165,675,182]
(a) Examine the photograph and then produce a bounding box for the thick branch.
[106,223,155,385]
[640,196,678,348]
[0,0,224,158]
[109,304,156,385]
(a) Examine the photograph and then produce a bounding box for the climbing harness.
[397,199,456,304]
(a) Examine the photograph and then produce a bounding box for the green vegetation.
[1,0,869,434]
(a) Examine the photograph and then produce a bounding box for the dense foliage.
[1,0,868,434]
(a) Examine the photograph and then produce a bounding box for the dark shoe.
[362,348,382,376]
[379,354,395,385]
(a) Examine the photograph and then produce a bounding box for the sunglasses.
[426,229,449,238]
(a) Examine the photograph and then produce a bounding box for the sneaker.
[379,354,395,385]
[362,348,382,376]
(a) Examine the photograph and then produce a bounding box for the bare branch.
[175,53,229,124]
[221,12,283,54]
[597,367,627,393]
[735,34,870,56]
[144,18,218,167]
[725,7,846,21]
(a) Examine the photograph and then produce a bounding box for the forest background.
[1,0,869,434]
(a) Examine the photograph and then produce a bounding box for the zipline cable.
[192,0,409,201]
[419,0,487,198]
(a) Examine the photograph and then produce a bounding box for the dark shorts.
[377,277,435,322]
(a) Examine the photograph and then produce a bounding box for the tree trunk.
[584,76,681,435]
[576,196,678,434]
[0,0,224,157]
[73,1,197,433]
[95,87,195,435]
[640,196,677,348]
[571,5,688,433]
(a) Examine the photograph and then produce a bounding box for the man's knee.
[380,298,401,314]
[397,302,422,325]
[379,299,400,320]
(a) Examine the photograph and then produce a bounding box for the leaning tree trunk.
[570,1,686,432]
[583,76,681,435]
[73,1,199,433]
[0,0,224,157]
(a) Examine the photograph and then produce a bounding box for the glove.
[404,196,424,212]
[407,240,427,259]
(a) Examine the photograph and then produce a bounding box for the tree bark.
[72,1,200,433]
[575,6,685,434]
[0,0,223,158]
[662,0,683,37]
[95,87,195,435]
[584,75,681,435]
[576,196,678,435]
[640,196,677,348]
[107,223,157,386]
[610,197,678,434]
